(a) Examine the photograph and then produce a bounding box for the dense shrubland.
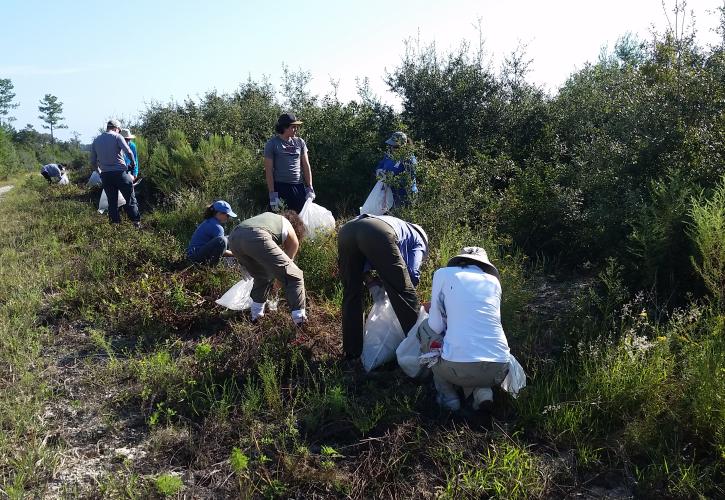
[1,8,724,498]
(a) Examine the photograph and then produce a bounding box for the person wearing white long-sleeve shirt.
[418,246,511,413]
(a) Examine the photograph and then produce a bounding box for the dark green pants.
[338,216,420,357]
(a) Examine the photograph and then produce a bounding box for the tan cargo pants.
[228,226,305,311]
[418,319,509,408]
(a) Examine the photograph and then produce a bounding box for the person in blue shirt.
[375,132,418,206]
[188,201,237,265]
[337,214,429,360]
[120,129,139,180]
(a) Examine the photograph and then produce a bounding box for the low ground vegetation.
[1,10,725,498]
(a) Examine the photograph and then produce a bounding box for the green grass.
[0,176,723,498]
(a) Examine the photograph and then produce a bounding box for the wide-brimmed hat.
[447,246,497,272]
[120,128,135,139]
[385,131,408,147]
[212,200,237,218]
[277,113,303,128]
[107,118,122,129]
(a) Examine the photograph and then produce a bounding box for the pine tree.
[0,79,19,127]
[38,93,68,143]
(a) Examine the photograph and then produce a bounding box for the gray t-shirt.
[90,131,134,173]
[263,136,307,184]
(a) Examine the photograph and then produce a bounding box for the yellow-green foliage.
[690,175,725,309]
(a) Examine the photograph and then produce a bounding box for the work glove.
[375,168,383,179]
[368,283,386,303]
[305,186,316,201]
[269,192,280,211]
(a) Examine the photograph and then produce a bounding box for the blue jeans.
[188,236,227,265]
[275,182,306,213]
[100,171,140,223]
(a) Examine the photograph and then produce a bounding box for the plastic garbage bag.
[215,271,254,311]
[87,171,102,188]
[360,181,393,216]
[299,200,335,239]
[500,354,527,398]
[58,173,70,185]
[395,307,430,378]
[361,290,405,372]
[98,189,126,214]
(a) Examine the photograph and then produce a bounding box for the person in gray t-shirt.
[90,119,141,227]
[263,113,315,213]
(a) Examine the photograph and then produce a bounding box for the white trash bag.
[361,290,405,372]
[299,199,335,239]
[58,173,70,185]
[360,180,394,216]
[87,170,102,188]
[395,307,429,378]
[215,270,254,311]
[98,189,126,214]
[500,354,527,398]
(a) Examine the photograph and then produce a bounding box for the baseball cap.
[212,200,237,218]
[107,119,122,129]
[277,113,303,128]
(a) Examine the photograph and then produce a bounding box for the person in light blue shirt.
[375,132,418,206]
[188,201,237,265]
[120,129,139,179]
[40,163,65,183]
[337,214,429,359]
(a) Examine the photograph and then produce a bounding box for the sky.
[1,0,723,142]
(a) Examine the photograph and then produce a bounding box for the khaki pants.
[418,319,508,409]
[228,226,305,311]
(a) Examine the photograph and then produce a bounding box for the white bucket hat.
[447,246,497,272]
[120,128,136,139]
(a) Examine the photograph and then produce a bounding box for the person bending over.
[228,210,308,326]
[337,214,428,360]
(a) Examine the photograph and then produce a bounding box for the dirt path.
[0,185,13,198]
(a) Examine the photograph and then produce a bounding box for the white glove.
[269,192,280,211]
[368,284,386,303]
[305,186,316,201]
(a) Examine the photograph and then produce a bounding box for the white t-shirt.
[280,216,294,244]
[428,266,510,363]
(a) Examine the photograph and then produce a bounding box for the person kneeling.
[228,210,307,326]
[187,201,237,265]
[419,247,512,420]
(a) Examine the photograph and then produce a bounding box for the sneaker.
[133,221,142,229]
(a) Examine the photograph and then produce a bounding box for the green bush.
[690,175,725,309]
